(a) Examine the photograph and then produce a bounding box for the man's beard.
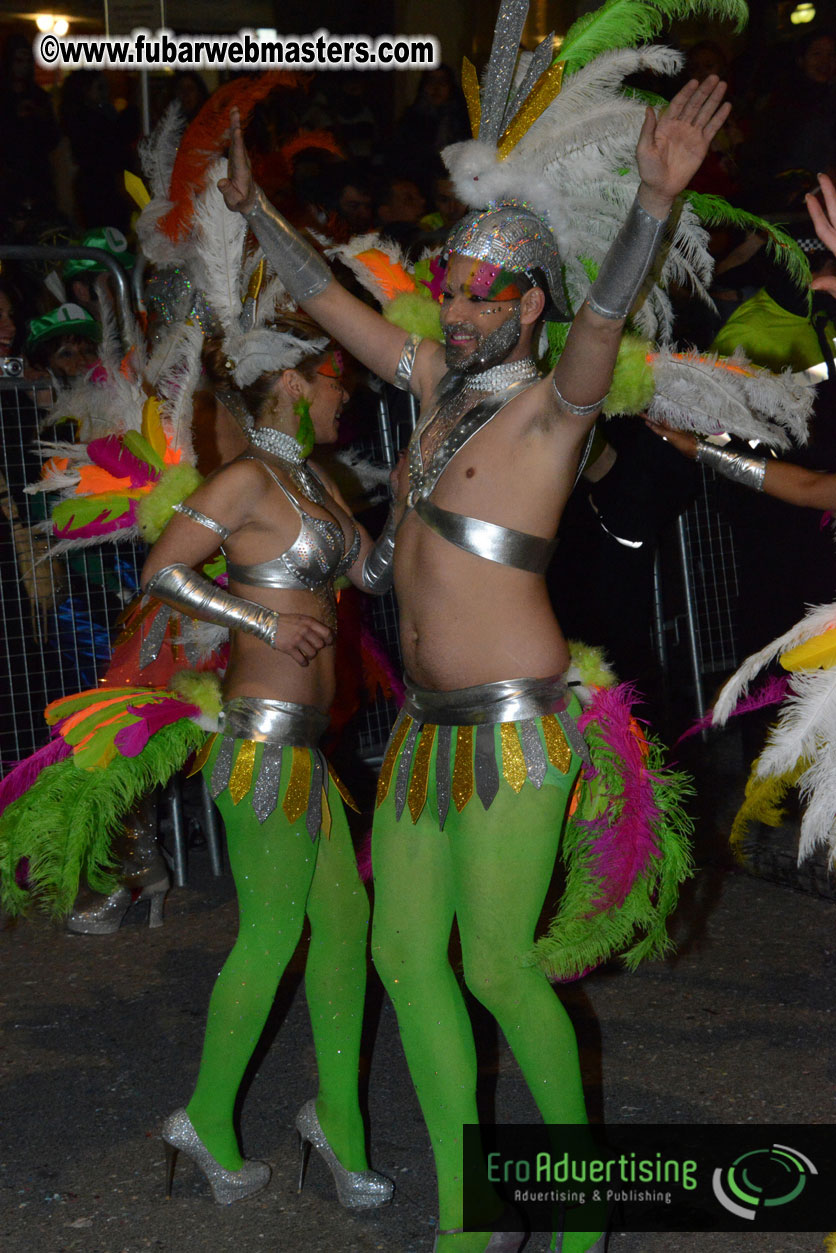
[443,304,522,373]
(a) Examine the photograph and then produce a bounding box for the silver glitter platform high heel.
[67,797,169,934]
[162,1108,271,1205]
[295,1098,393,1209]
[66,859,169,934]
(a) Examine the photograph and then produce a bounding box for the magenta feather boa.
[576,683,665,911]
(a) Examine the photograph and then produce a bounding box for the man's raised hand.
[636,75,731,218]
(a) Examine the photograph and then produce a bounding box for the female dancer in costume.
[142,329,393,1208]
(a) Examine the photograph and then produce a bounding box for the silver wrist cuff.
[360,508,396,595]
[696,442,767,491]
[145,563,279,645]
[245,189,332,304]
[172,503,231,540]
[587,195,668,320]
[551,377,608,417]
[393,333,421,392]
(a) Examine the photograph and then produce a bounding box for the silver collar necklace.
[249,425,306,464]
[463,358,539,391]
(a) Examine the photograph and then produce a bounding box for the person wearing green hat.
[26,302,101,382]
[63,227,135,321]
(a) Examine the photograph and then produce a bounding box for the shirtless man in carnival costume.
[218,60,730,1253]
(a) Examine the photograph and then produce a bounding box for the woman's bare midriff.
[221,581,336,711]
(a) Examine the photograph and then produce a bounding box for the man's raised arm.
[548,75,732,423]
[219,107,427,389]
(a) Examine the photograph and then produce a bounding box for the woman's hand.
[806,173,836,297]
[271,612,333,666]
[643,417,699,459]
[636,75,731,219]
[218,105,257,215]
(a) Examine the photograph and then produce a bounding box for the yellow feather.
[141,396,168,463]
[780,627,836,671]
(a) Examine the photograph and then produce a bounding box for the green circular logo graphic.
[712,1144,817,1220]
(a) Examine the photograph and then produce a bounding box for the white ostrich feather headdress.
[441,0,750,336]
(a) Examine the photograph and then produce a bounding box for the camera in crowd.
[0,357,24,378]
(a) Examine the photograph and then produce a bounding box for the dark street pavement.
[1,731,834,1253]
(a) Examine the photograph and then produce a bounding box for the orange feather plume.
[158,72,299,243]
[355,249,416,302]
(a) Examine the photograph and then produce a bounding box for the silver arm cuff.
[551,377,608,417]
[172,503,231,540]
[696,442,767,491]
[145,563,279,646]
[360,507,396,595]
[245,189,332,304]
[586,195,668,320]
[393,333,421,392]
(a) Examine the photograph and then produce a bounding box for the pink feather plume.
[0,735,73,817]
[578,684,663,910]
[114,699,200,757]
[676,674,789,744]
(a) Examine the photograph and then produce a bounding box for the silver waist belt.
[402,673,570,725]
[218,697,329,746]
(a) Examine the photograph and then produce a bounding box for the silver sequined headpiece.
[444,199,569,321]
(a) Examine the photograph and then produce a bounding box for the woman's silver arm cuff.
[245,189,332,304]
[145,563,279,645]
[551,377,608,417]
[696,442,767,491]
[393,333,422,392]
[172,503,231,540]
[360,509,396,595]
[586,196,668,320]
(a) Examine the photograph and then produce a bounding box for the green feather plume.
[603,333,656,416]
[169,669,223,719]
[526,723,694,981]
[136,463,203,542]
[383,290,444,342]
[0,719,205,918]
[685,191,812,300]
[558,0,748,76]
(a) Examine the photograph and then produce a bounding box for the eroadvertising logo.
[462,1125,834,1233]
[712,1144,817,1220]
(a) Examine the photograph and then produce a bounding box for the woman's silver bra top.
[225,457,360,591]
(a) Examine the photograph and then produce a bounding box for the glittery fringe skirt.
[375,674,586,829]
[188,697,357,839]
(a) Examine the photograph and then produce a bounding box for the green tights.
[184,743,370,1173]
[372,733,600,1253]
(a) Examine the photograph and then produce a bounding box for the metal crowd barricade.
[0,372,145,770]
[348,383,417,765]
[652,466,741,720]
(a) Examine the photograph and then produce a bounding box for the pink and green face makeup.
[316,348,345,380]
[459,259,524,302]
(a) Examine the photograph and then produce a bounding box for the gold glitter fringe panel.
[541,714,572,774]
[283,746,312,823]
[408,723,437,823]
[452,724,475,813]
[499,721,527,792]
[228,738,257,805]
[328,764,360,813]
[376,713,413,807]
[187,732,218,777]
